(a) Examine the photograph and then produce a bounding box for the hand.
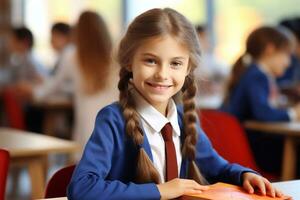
[157,178,209,200]
[242,172,283,198]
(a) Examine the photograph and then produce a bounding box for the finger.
[264,179,275,197]
[275,188,284,197]
[254,178,266,195]
[243,180,254,194]
[184,189,203,195]
[186,180,210,191]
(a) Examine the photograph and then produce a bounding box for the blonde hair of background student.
[117,9,283,199]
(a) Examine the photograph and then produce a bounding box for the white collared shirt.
[132,89,182,183]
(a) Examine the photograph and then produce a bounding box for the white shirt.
[132,89,182,183]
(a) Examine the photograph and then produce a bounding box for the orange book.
[181,182,290,200]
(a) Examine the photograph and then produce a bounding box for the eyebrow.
[141,53,187,60]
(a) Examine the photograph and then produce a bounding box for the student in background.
[222,26,300,174]
[68,9,283,200]
[194,25,229,108]
[7,26,46,84]
[50,22,73,75]
[17,11,119,153]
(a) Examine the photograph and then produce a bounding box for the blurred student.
[7,26,46,84]
[18,11,119,153]
[194,25,229,108]
[50,22,73,75]
[222,26,300,173]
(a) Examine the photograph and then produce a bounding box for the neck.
[153,102,169,116]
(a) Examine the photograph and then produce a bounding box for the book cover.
[181,182,290,200]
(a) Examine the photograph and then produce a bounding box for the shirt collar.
[131,88,181,136]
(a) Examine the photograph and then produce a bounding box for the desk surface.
[0,128,80,157]
[273,180,300,199]
[38,180,300,200]
[244,121,300,136]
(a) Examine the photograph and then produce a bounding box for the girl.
[222,26,300,122]
[68,9,283,200]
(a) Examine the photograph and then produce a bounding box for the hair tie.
[242,53,252,65]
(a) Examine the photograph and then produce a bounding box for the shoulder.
[242,64,268,85]
[96,102,124,121]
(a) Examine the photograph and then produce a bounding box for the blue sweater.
[222,64,290,122]
[68,102,255,200]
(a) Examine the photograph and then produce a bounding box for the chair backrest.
[45,165,75,198]
[2,88,26,130]
[198,109,259,170]
[0,149,9,200]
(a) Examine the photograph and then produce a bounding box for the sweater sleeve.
[67,106,160,200]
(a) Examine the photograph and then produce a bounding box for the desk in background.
[0,128,80,199]
[244,121,300,181]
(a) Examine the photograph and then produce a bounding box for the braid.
[118,68,161,184]
[182,74,208,185]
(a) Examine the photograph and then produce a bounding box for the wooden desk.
[244,121,300,180]
[31,96,73,136]
[0,128,80,199]
[273,180,300,199]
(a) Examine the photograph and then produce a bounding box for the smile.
[146,82,172,89]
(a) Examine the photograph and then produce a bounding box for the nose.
[155,64,168,80]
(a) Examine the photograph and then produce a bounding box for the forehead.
[135,35,189,58]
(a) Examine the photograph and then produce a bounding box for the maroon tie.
[161,122,178,181]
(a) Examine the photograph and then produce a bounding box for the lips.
[146,82,172,89]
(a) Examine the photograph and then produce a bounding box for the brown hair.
[75,11,112,94]
[117,8,207,184]
[224,26,290,104]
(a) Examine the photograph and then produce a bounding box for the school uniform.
[68,91,255,200]
[222,63,291,122]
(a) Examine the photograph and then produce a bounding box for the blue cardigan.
[68,103,254,200]
[222,63,290,122]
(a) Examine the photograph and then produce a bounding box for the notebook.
[181,182,290,200]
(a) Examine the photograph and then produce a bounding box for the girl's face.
[129,35,190,115]
[268,50,291,77]
[262,45,291,77]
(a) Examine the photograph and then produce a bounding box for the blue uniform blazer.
[222,63,290,122]
[68,102,254,200]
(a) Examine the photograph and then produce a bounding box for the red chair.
[2,88,26,130]
[45,165,75,198]
[198,109,278,180]
[0,149,9,200]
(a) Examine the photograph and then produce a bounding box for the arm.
[67,105,160,200]
[247,75,290,122]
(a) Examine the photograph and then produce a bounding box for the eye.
[144,58,157,65]
[170,61,183,69]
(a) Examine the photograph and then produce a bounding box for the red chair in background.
[2,88,26,130]
[0,149,10,200]
[198,109,278,180]
[45,165,75,198]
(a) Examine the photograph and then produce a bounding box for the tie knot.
[161,123,173,141]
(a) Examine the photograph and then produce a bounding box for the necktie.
[161,122,178,181]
